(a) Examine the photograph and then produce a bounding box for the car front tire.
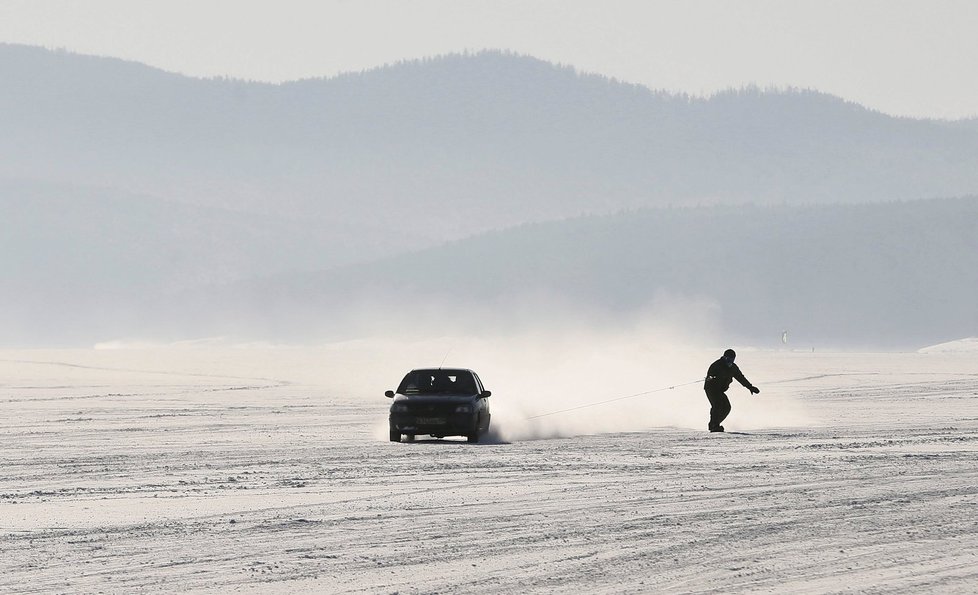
[467,415,482,443]
[389,425,401,442]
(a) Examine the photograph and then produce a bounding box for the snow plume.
[359,300,721,441]
[466,328,709,441]
[363,335,813,441]
[456,334,814,440]
[368,332,709,442]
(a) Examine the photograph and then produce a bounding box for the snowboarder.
[704,349,759,432]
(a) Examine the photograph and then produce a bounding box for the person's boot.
[709,424,724,432]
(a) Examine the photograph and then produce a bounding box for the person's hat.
[723,349,736,360]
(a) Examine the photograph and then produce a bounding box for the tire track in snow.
[2,351,978,592]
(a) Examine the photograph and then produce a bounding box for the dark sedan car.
[386,368,491,443]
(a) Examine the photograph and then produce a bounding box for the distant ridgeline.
[1,45,977,346]
[199,197,978,349]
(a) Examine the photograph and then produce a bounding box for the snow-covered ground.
[1,341,977,593]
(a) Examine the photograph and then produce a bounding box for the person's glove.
[749,386,761,395]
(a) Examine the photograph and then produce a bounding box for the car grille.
[404,402,455,416]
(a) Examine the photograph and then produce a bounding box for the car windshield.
[397,369,478,395]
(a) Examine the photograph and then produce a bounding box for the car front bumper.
[390,413,478,437]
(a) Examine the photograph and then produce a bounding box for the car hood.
[393,394,480,405]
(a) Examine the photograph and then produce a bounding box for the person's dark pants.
[705,387,731,430]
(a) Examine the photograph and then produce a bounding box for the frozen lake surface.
[1,343,977,593]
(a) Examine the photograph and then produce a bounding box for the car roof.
[409,368,477,374]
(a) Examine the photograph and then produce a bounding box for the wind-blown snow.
[1,344,976,592]
[918,337,978,354]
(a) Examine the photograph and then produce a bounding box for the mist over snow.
[165,197,978,351]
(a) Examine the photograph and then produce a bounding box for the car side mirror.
[480,390,491,398]
[385,390,395,398]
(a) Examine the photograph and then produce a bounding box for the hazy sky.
[2,0,976,119]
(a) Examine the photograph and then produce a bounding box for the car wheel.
[405,434,416,442]
[467,432,480,443]
[389,425,401,442]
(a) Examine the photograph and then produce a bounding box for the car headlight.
[391,404,409,413]
[454,405,471,413]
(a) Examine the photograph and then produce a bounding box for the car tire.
[389,426,401,442]
[467,432,480,443]
[404,434,416,442]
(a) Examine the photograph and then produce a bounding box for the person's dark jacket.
[704,358,755,393]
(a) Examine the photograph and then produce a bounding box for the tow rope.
[526,378,706,419]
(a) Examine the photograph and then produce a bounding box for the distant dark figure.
[703,349,759,432]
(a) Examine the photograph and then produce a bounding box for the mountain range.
[2,44,976,346]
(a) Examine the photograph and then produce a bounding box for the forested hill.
[196,197,978,349]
